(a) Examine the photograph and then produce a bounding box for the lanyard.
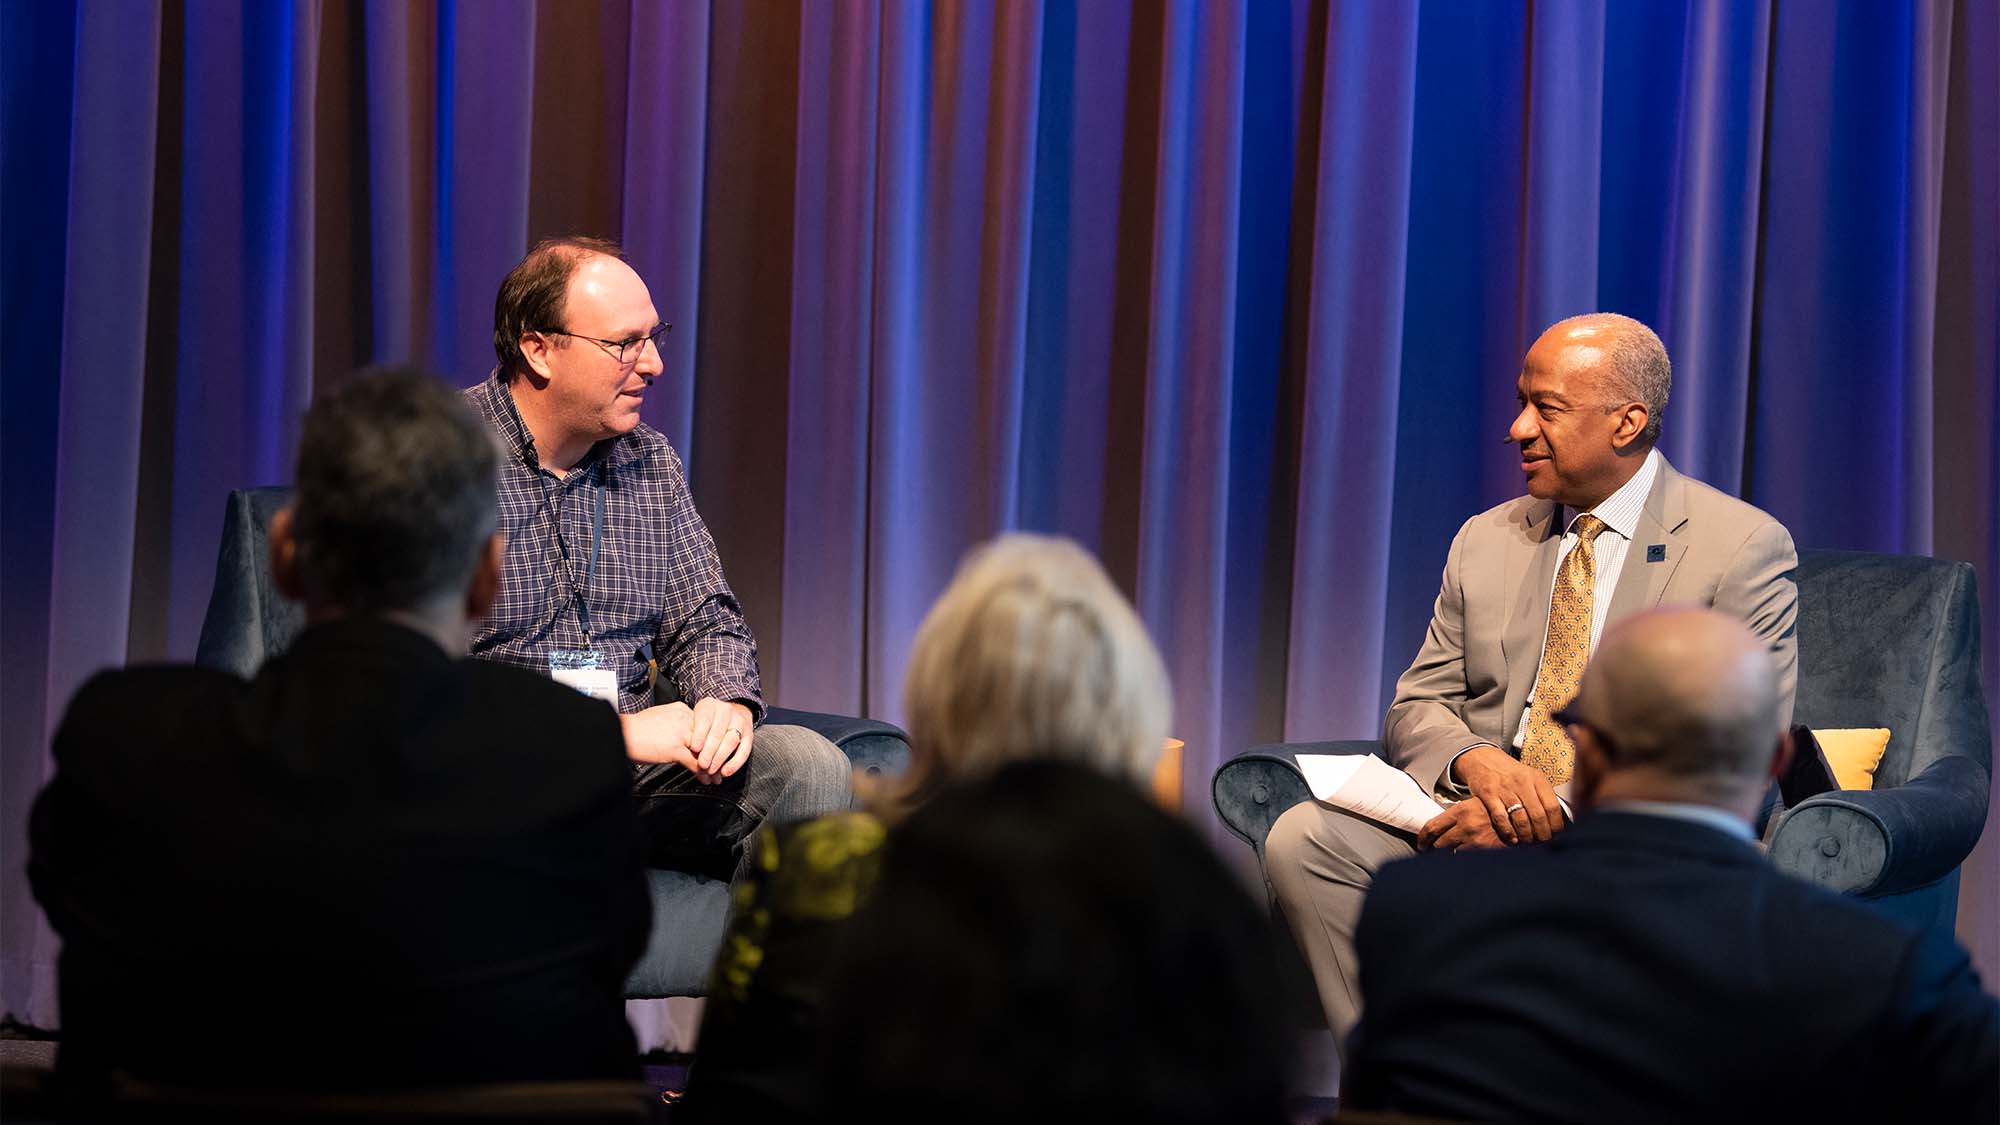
[536,465,607,646]
[574,482,605,642]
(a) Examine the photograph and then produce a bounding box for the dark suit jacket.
[29,618,651,1090]
[1348,811,1998,1123]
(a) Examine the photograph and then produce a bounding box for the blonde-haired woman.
[876,532,1170,818]
[680,533,1172,1120]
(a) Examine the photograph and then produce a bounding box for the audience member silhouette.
[680,533,1177,1119]
[1345,607,1998,1123]
[819,758,1300,1125]
[29,368,650,1092]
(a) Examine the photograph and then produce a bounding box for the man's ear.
[1610,402,1649,452]
[466,532,506,621]
[1569,725,1608,811]
[269,507,306,602]
[518,332,557,382]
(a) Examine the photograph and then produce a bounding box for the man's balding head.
[492,236,626,380]
[1540,312,1671,447]
[1565,607,1788,812]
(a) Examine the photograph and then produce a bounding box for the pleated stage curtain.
[3,0,1994,1026]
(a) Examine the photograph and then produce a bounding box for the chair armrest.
[1212,739,1383,855]
[763,706,911,779]
[1769,754,1991,897]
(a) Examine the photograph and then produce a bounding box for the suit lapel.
[1501,498,1563,748]
[1607,458,1690,626]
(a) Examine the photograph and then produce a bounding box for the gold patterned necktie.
[1520,514,1608,784]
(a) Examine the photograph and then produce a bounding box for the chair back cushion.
[195,487,304,676]
[1792,550,1990,790]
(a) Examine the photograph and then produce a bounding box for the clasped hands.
[620,698,756,784]
[1416,744,1566,852]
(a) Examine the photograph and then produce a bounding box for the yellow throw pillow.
[1813,728,1891,791]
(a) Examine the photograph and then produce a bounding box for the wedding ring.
[1504,801,1526,814]
[725,727,744,740]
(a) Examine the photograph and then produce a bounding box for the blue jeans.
[629,723,852,882]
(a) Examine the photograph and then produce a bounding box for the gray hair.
[290,366,499,613]
[881,534,1172,821]
[1553,312,1671,446]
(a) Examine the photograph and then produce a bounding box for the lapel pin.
[1646,544,1667,563]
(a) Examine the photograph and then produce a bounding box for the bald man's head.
[1540,312,1671,446]
[1566,608,1784,805]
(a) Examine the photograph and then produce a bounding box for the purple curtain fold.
[1015,0,1137,560]
[158,0,320,657]
[11,0,167,1028]
[5,0,1996,1026]
[1751,1,1945,552]
[859,0,1052,722]
[622,0,710,457]
[362,0,421,362]
[1648,0,1772,490]
[1133,0,1246,842]
[434,0,536,383]
[1284,0,1420,740]
[775,0,883,712]
[1519,0,1605,336]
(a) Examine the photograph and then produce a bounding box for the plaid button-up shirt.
[465,374,764,720]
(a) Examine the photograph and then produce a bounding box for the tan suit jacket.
[1384,457,1798,793]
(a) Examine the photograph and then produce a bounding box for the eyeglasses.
[1551,704,1616,760]
[543,322,673,367]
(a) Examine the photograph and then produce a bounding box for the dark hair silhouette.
[292,366,497,612]
[819,758,1302,1124]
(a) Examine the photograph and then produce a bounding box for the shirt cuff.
[657,670,767,725]
[683,681,763,725]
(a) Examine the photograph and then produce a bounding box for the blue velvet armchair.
[1213,549,1993,933]
[194,487,911,998]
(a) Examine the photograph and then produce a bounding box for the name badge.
[549,649,619,706]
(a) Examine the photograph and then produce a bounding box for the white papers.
[1297,753,1446,835]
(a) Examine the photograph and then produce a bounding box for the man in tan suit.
[1265,313,1798,1046]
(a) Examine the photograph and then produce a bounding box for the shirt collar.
[1565,446,1660,542]
[470,368,642,475]
[1595,797,1755,843]
[471,369,538,467]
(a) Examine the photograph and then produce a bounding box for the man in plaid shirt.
[465,237,849,880]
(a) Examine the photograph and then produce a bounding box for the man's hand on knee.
[621,703,706,777]
[1416,800,1508,852]
[688,698,755,779]
[1450,744,1565,844]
